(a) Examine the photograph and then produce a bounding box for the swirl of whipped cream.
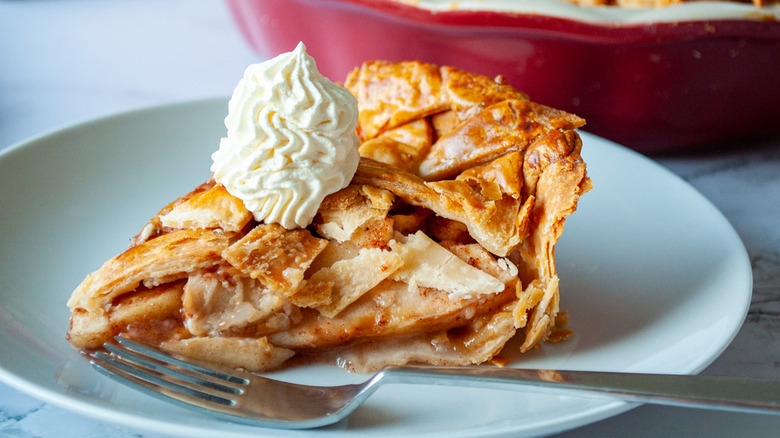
[211,42,360,229]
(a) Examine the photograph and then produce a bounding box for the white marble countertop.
[1,1,779,436]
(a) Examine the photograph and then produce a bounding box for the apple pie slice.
[67,58,590,373]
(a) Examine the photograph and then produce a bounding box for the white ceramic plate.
[0,99,752,437]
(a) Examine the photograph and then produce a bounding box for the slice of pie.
[67,59,591,373]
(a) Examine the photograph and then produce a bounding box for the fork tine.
[113,336,248,385]
[88,340,362,428]
[102,342,243,395]
[89,350,236,408]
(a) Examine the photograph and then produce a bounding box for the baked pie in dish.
[67,46,591,373]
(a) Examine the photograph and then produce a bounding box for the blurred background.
[0,0,256,150]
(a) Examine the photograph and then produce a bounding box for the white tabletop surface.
[2,1,780,437]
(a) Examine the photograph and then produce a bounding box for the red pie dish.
[225,0,780,153]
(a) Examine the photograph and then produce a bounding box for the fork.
[86,336,780,430]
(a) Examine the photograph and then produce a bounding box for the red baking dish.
[225,0,780,153]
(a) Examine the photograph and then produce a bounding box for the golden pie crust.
[67,60,591,373]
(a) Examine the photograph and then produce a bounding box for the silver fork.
[86,336,780,429]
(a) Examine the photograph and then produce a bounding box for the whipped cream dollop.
[211,42,360,229]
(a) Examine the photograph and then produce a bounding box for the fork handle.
[380,366,780,415]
